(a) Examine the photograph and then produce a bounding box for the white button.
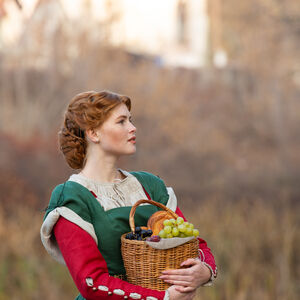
[113,289,125,296]
[130,293,142,299]
[85,277,93,287]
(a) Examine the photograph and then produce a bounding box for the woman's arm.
[159,206,217,291]
[164,185,217,280]
[175,206,218,282]
[53,217,166,300]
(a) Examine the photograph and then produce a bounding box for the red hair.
[58,90,131,169]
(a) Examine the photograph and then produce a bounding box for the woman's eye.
[118,119,125,124]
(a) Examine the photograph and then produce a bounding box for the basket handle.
[129,199,178,233]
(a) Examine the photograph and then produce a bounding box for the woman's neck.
[80,148,122,183]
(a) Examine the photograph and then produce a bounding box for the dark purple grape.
[125,232,135,240]
[140,229,148,237]
[135,227,141,233]
[146,229,153,236]
[149,235,161,242]
[145,235,161,242]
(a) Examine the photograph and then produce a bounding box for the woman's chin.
[128,147,137,155]
[117,148,136,157]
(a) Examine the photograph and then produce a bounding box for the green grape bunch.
[158,217,199,239]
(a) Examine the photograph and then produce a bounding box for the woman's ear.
[85,128,100,143]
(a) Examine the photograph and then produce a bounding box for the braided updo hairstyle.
[59,90,131,169]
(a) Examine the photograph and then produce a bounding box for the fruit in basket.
[157,217,199,239]
[135,226,141,234]
[172,227,179,237]
[163,219,172,226]
[164,225,172,234]
[158,229,167,238]
[178,224,186,233]
[147,210,175,235]
[188,223,194,230]
[146,235,161,242]
[169,218,176,225]
[193,229,199,237]
[125,232,136,240]
[128,214,199,241]
[176,217,184,225]
[186,227,193,236]
[125,227,153,241]
[141,229,153,238]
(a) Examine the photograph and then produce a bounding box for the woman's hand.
[160,258,211,293]
[167,285,196,300]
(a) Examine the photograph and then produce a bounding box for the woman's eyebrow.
[116,114,131,120]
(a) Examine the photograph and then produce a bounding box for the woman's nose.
[129,123,136,133]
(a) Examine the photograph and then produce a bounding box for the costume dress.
[41,171,217,300]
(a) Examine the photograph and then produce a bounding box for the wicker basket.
[121,199,198,291]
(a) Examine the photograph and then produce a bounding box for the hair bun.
[59,128,86,169]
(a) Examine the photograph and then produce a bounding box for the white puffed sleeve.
[165,187,177,212]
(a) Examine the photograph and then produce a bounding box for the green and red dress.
[41,171,217,300]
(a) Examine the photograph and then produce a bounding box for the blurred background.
[0,0,299,299]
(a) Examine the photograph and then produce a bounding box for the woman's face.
[95,103,137,157]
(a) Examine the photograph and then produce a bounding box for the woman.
[41,91,217,300]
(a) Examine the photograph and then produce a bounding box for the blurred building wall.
[0,0,210,68]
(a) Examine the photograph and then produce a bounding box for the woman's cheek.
[106,130,125,147]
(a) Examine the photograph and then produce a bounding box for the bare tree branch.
[14,0,22,9]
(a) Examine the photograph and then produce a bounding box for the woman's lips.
[128,137,136,144]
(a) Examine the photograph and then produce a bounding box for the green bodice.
[44,171,169,275]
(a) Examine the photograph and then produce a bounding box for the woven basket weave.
[121,199,198,291]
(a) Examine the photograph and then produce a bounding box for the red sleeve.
[175,206,218,278]
[54,217,166,300]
